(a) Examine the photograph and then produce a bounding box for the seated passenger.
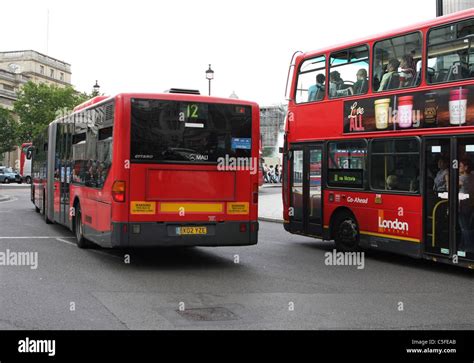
[378,58,401,92]
[308,74,326,102]
[386,175,399,190]
[329,71,351,97]
[352,69,368,95]
[399,54,416,87]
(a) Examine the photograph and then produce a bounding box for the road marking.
[53,237,122,260]
[0,197,18,204]
[0,236,76,239]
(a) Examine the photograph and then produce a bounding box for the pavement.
[258,183,283,223]
[0,188,472,330]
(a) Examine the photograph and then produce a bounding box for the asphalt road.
[0,188,472,330]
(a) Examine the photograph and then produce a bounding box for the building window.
[427,18,474,84]
[2,84,14,92]
[329,45,369,98]
[327,140,367,188]
[295,55,326,104]
[50,69,54,78]
[60,72,64,81]
[370,138,420,192]
[40,65,44,75]
[373,32,422,92]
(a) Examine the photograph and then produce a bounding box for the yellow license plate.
[177,227,207,235]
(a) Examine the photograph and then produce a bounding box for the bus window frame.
[324,138,368,191]
[293,55,327,105]
[372,30,424,94]
[426,17,474,86]
[328,44,370,99]
[368,136,422,195]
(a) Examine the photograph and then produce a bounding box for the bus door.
[289,143,323,236]
[424,137,474,262]
[54,123,72,227]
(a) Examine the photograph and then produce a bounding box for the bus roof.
[72,93,259,114]
[301,8,474,60]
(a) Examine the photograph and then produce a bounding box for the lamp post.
[205,64,214,96]
[92,80,100,97]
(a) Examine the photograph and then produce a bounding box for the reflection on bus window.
[428,18,474,84]
[327,140,367,188]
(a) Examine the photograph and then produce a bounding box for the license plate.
[177,226,207,235]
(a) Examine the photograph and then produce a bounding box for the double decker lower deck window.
[370,138,420,193]
[327,140,367,188]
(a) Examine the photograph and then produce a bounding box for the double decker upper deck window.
[295,55,326,104]
[373,32,422,92]
[427,18,474,84]
[329,45,369,98]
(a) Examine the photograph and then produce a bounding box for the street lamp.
[205,64,214,96]
[92,80,100,97]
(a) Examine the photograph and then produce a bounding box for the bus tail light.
[240,223,247,233]
[112,180,126,203]
[252,183,258,204]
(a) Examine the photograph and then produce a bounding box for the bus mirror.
[279,147,284,154]
[26,147,33,160]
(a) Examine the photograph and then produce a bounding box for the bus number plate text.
[177,227,207,235]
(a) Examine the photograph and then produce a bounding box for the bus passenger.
[434,158,449,192]
[353,69,368,95]
[386,175,399,190]
[308,74,326,102]
[458,159,474,252]
[378,58,400,91]
[399,54,416,87]
[329,71,344,97]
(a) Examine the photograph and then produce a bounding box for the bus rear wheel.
[74,203,91,249]
[334,212,360,252]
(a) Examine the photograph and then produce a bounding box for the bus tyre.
[74,204,90,249]
[334,212,360,252]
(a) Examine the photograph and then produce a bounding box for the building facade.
[260,104,286,164]
[438,0,474,15]
[0,50,72,168]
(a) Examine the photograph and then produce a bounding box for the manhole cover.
[177,307,240,322]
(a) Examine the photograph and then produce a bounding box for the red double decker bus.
[283,9,474,268]
[32,90,259,249]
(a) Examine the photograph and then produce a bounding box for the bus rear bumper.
[111,221,259,248]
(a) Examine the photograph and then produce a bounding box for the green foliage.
[13,82,91,142]
[0,108,18,155]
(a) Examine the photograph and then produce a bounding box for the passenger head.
[330,71,341,83]
[316,73,326,85]
[438,158,448,170]
[401,54,414,69]
[387,58,401,72]
[356,69,367,80]
[460,159,472,174]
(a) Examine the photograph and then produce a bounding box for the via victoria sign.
[344,85,474,133]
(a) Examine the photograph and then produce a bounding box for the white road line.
[0,236,76,239]
[55,237,77,246]
[54,237,122,260]
[0,197,18,204]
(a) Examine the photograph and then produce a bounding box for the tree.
[0,108,18,155]
[13,82,90,142]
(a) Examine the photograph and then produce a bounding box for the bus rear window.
[131,99,252,163]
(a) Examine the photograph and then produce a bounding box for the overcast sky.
[1,0,437,105]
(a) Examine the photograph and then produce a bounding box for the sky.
[0,0,437,106]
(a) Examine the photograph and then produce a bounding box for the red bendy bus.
[31,90,260,249]
[283,9,474,268]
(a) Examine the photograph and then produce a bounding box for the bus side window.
[295,55,326,104]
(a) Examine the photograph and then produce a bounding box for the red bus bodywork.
[32,93,259,248]
[283,9,474,268]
